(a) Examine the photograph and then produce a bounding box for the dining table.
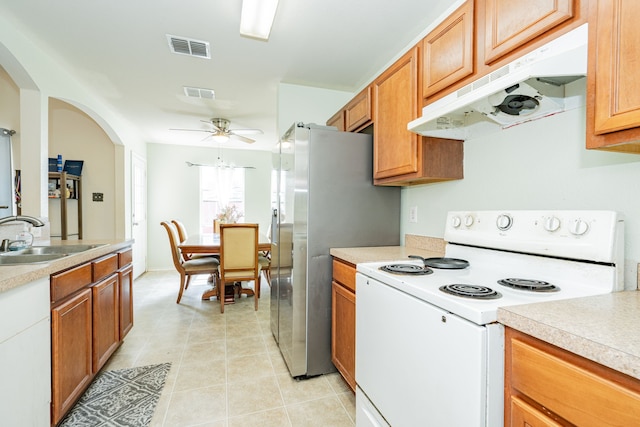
[178,232,271,301]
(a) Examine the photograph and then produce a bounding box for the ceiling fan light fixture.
[211,134,230,143]
[240,0,279,41]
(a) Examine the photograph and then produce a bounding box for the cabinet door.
[345,86,373,131]
[592,0,640,135]
[92,273,120,373]
[373,47,420,180]
[51,288,92,425]
[327,110,345,131]
[507,329,640,426]
[510,396,564,427]
[331,280,356,391]
[423,0,474,98]
[484,0,574,64]
[118,264,134,339]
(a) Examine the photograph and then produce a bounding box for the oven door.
[356,273,489,427]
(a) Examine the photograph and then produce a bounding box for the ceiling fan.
[171,118,263,144]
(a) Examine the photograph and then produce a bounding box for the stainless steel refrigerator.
[270,122,401,378]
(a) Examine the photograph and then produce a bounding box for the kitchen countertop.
[330,235,445,265]
[330,246,444,265]
[498,291,640,381]
[0,239,133,295]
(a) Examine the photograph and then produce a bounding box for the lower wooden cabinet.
[51,288,93,425]
[50,246,133,425]
[118,263,134,339]
[92,273,120,373]
[505,327,640,426]
[331,258,356,391]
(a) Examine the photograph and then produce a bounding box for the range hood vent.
[408,24,588,140]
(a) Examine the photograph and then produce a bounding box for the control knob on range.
[496,214,513,231]
[451,216,462,228]
[464,215,474,227]
[544,216,561,232]
[570,219,589,235]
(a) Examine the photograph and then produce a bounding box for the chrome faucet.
[0,215,45,227]
[0,239,27,252]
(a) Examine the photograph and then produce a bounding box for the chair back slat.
[171,219,188,243]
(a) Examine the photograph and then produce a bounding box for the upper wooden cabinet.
[326,110,345,131]
[586,0,640,153]
[326,86,373,133]
[423,0,586,104]
[345,86,373,131]
[374,46,464,186]
[423,0,474,98]
[373,47,421,181]
[484,0,574,64]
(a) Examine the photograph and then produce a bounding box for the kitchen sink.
[0,253,68,264]
[14,244,106,255]
[0,243,107,265]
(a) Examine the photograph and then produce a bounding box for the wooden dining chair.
[160,221,220,303]
[218,223,260,313]
[171,219,220,262]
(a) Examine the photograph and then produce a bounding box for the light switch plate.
[92,192,104,202]
[409,206,418,223]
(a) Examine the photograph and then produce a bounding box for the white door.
[131,153,147,279]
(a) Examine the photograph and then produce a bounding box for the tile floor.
[103,271,356,427]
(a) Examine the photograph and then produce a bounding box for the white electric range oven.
[355,210,624,427]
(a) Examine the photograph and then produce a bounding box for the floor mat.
[59,362,171,427]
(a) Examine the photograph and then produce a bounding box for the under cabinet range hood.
[408,24,588,140]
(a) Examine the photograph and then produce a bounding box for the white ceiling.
[0,0,456,151]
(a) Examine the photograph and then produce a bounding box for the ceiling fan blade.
[230,128,263,135]
[170,128,214,133]
[230,133,255,144]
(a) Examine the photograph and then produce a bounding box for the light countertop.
[330,234,445,265]
[498,291,640,381]
[0,239,133,295]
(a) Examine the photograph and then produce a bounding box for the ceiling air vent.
[183,86,215,99]
[166,34,210,59]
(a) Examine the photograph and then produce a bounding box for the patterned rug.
[59,363,171,427]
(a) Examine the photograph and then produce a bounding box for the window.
[199,167,245,233]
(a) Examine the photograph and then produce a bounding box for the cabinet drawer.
[510,337,640,426]
[118,248,132,268]
[92,253,118,282]
[332,259,356,293]
[51,263,92,303]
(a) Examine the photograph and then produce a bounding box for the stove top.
[359,210,623,325]
[359,246,618,325]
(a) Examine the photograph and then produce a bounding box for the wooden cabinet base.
[374,137,463,186]
[331,259,356,391]
[505,328,640,426]
[51,288,93,425]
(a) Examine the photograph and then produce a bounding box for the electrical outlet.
[409,206,418,223]
[93,192,104,202]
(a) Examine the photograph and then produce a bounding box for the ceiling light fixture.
[240,0,279,41]
[211,134,230,143]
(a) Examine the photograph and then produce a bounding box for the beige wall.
[48,99,116,239]
[0,66,19,160]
